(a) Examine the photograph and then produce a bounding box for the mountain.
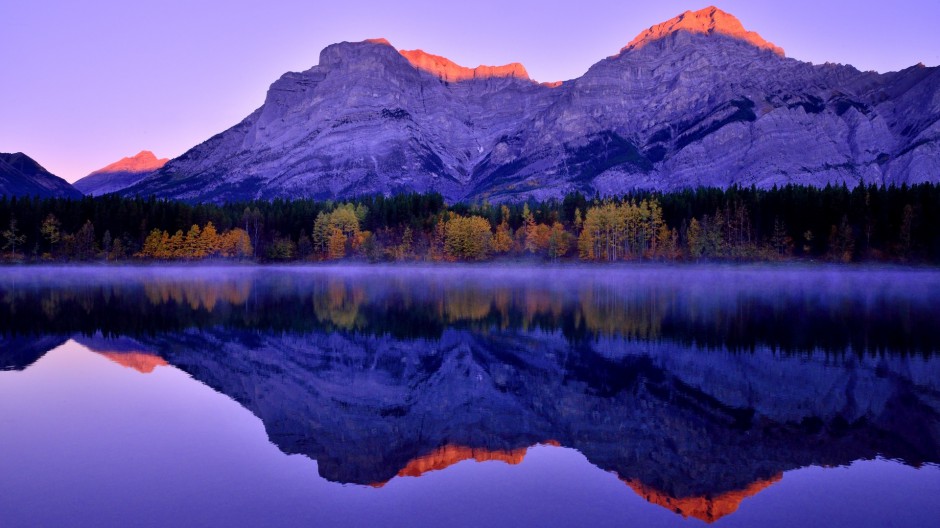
[73,150,168,196]
[120,7,940,203]
[0,153,83,199]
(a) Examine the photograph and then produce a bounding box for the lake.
[1,265,939,527]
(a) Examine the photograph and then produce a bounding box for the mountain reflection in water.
[1,265,939,525]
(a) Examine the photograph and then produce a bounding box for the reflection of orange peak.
[624,473,783,523]
[370,441,563,487]
[399,49,530,83]
[397,444,528,477]
[98,352,168,374]
[622,6,784,57]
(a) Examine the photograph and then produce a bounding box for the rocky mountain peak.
[328,37,532,83]
[317,38,404,68]
[399,48,530,83]
[622,6,784,57]
[89,150,168,176]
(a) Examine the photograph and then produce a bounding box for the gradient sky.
[3,0,939,182]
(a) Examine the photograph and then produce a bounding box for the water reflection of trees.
[0,270,938,355]
[144,280,252,311]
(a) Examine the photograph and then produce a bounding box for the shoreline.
[1,260,939,272]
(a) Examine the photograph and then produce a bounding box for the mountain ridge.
[120,6,940,203]
[0,152,83,199]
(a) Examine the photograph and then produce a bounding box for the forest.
[1,183,938,264]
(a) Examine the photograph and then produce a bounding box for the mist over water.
[2,264,939,353]
[1,265,939,527]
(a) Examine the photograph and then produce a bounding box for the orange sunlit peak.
[399,49,531,83]
[88,150,169,176]
[622,6,784,57]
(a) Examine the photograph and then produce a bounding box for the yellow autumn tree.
[327,227,347,260]
[140,229,165,258]
[444,215,492,260]
[221,228,253,258]
[547,222,570,261]
[199,221,221,257]
[492,206,513,254]
[183,224,203,258]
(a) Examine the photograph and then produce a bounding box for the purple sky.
[3,0,939,182]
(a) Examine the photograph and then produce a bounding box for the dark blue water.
[1,265,939,527]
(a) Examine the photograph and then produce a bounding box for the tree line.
[1,183,938,263]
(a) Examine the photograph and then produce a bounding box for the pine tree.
[900,204,913,259]
[73,221,98,260]
[770,218,792,257]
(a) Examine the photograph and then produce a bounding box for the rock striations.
[0,153,83,199]
[122,6,940,203]
[74,150,168,196]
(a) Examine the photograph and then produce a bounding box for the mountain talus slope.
[73,150,168,196]
[123,6,940,203]
[0,153,83,199]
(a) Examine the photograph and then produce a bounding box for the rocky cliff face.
[0,153,83,199]
[121,7,940,203]
[73,150,168,196]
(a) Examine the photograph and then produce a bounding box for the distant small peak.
[88,150,168,176]
[399,49,530,83]
[622,6,784,57]
[541,80,564,88]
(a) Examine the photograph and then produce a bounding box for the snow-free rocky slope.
[124,7,940,203]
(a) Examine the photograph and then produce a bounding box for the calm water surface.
[1,265,939,527]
